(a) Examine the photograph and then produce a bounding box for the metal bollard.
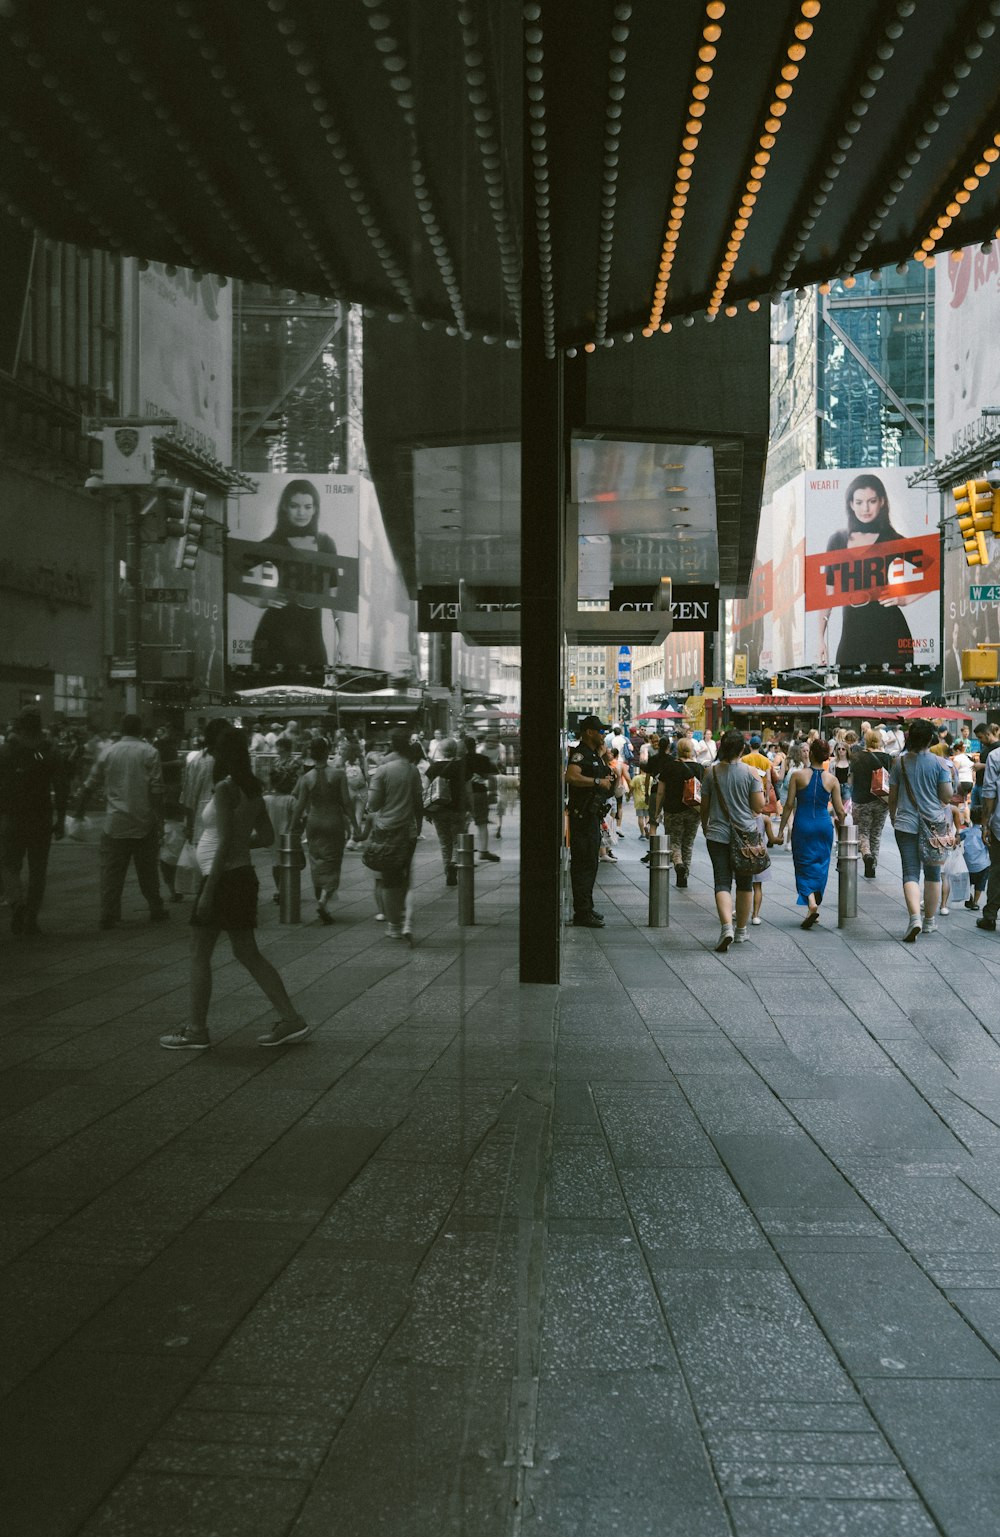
[278,830,302,925]
[837,817,859,928]
[647,832,671,928]
[455,833,475,926]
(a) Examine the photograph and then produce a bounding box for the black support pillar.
[519,32,565,984]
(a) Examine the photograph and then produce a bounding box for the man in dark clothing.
[0,710,69,934]
[564,716,614,927]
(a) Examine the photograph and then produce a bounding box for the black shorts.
[191,867,259,930]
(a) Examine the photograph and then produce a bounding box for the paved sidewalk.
[2,811,1000,1535]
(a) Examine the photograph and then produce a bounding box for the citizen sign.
[611,585,719,631]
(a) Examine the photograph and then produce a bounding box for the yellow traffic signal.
[569,673,576,687]
[952,479,997,566]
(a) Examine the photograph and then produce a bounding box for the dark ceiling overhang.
[3,0,1000,348]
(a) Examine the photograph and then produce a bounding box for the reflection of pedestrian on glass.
[816,475,921,667]
[251,479,337,670]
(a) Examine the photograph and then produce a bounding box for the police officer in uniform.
[565,715,614,927]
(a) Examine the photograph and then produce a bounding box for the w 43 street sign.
[970,584,1000,601]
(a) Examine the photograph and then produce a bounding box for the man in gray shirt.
[82,715,167,930]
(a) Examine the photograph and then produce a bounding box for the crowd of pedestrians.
[564,712,1000,949]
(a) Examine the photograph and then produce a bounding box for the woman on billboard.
[250,479,337,670]
[816,474,922,667]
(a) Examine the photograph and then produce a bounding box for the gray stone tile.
[79,1473,308,1535]
[621,1167,765,1254]
[651,1267,855,1404]
[593,1085,721,1166]
[727,1498,937,1535]
[782,1249,1000,1379]
[861,1380,1000,1537]
[528,1369,730,1536]
[541,1235,677,1374]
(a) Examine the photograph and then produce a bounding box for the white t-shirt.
[952,752,974,784]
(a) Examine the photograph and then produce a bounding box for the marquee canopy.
[4,1,1000,348]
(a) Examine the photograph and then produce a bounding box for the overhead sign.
[417,585,520,632]
[611,584,719,631]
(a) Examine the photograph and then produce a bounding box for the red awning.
[636,709,684,720]
[899,707,973,722]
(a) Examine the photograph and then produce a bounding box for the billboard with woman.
[803,467,940,670]
[227,474,360,675]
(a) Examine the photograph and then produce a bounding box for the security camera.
[84,474,104,495]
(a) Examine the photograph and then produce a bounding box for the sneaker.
[385,924,404,939]
[160,1029,210,1051]
[572,913,605,928]
[750,915,762,926]
[734,927,750,944]
[863,856,876,879]
[715,925,734,953]
[965,898,981,911]
[258,1018,311,1047]
[939,906,950,917]
[374,912,386,922]
[977,916,997,932]
[903,918,921,942]
[924,915,938,934]
[479,850,500,863]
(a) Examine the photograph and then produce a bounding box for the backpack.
[424,772,452,813]
[682,768,701,808]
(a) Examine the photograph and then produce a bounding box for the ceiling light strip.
[848,0,1000,277]
[910,5,1000,267]
[3,15,260,284]
[363,0,467,332]
[915,128,1000,266]
[773,0,914,293]
[645,0,726,335]
[0,109,119,254]
[259,24,414,312]
[458,4,522,337]
[524,4,556,359]
[707,0,822,318]
[594,3,631,344]
[76,5,280,284]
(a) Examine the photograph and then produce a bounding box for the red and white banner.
[804,533,940,611]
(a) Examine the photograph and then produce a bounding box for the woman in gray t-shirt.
[700,730,765,952]
[888,719,954,942]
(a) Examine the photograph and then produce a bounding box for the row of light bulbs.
[363,0,467,332]
[460,4,521,335]
[524,4,557,358]
[706,0,821,320]
[645,0,725,333]
[594,4,632,344]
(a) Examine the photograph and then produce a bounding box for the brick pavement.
[2,807,1000,1535]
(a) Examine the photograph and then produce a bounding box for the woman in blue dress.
[777,738,846,928]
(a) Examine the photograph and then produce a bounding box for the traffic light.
[161,483,190,541]
[951,478,997,566]
[569,673,577,687]
[176,490,207,570]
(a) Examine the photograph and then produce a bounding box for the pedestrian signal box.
[951,479,1000,566]
[961,648,999,683]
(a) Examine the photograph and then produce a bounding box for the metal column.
[837,818,859,927]
[647,833,671,928]
[455,833,475,927]
[278,830,302,924]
